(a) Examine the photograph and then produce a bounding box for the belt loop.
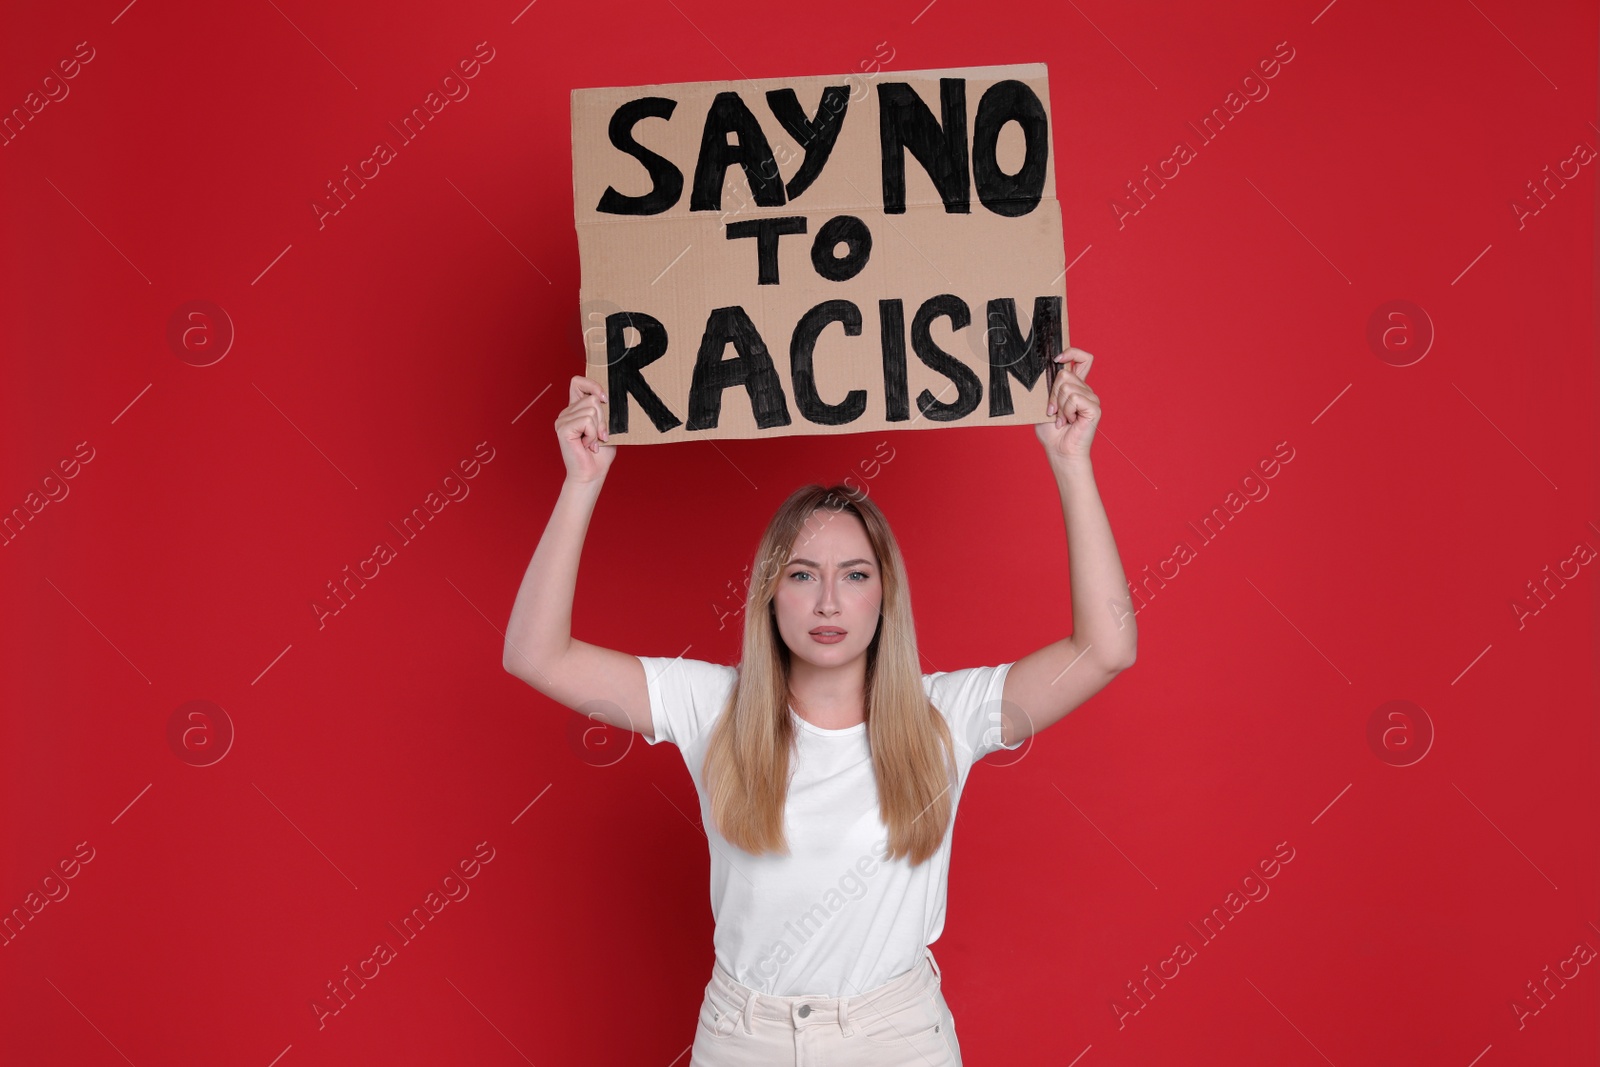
[925,946,942,981]
[838,991,853,1036]
[742,990,757,1034]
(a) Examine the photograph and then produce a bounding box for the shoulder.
[636,655,739,747]
[923,661,1021,758]
[923,661,1013,708]
[638,655,738,689]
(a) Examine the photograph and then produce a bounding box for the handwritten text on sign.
[570,64,1068,443]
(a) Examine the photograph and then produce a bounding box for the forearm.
[502,475,606,675]
[1051,456,1137,669]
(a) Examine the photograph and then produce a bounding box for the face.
[771,507,884,669]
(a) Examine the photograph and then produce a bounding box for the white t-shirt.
[639,654,1023,998]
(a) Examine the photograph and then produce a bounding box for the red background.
[3,0,1596,1064]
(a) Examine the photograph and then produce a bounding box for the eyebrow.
[787,558,874,568]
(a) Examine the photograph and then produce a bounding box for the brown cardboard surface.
[571,64,1068,444]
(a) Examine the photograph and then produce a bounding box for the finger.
[1049,379,1079,416]
[1054,383,1098,423]
[559,416,590,453]
[1048,379,1066,415]
[1055,349,1093,381]
[1056,366,1097,400]
[1055,389,1075,427]
[1062,393,1097,427]
[570,375,610,405]
[1050,356,1080,388]
[1048,366,1069,411]
[558,410,600,452]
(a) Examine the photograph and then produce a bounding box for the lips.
[809,628,846,635]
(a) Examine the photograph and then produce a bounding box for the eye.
[788,571,813,581]
[848,571,869,581]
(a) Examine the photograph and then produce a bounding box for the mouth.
[809,628,847,636]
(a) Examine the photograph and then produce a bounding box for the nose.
[815,573,840,615]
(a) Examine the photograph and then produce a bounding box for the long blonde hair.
[701,483,958,866]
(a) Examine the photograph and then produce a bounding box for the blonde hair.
[701,483,958,866]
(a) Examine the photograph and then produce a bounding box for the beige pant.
[689,946,963,1066]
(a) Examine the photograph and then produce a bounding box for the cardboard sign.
[570,63,1068,444]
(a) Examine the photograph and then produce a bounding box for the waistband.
[706,946,943,1037]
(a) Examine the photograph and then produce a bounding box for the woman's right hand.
[557,375,615,482]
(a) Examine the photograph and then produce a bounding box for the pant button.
[797,1004,811,1018]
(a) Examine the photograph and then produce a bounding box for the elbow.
[502,645,535,683]
[503,622,573,686]
[503,640,558,691]
[1106,647,1136,673]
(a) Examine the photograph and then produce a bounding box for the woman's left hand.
[1035,346,1099,464]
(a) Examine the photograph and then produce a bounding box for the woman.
[503,346,1135,1065]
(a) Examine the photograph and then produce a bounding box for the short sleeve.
[925,661,1022,762]
[637,655,738,748]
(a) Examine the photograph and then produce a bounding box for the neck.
[787,653,868,719]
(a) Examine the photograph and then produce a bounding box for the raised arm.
[502,376,654,739]
[1000,347,1137,746]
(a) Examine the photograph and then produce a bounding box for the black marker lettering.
[687,307,793,430]
[971,80,1049,217]
[910,294,981,420]
[725,215,807,284]
[765,86,850,200]
[790,300,867,425]
[596,97,684,216]
[605,312,683,433]
[877,79,970,214]
[691,93,786,211]
[985,296,1062,415]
